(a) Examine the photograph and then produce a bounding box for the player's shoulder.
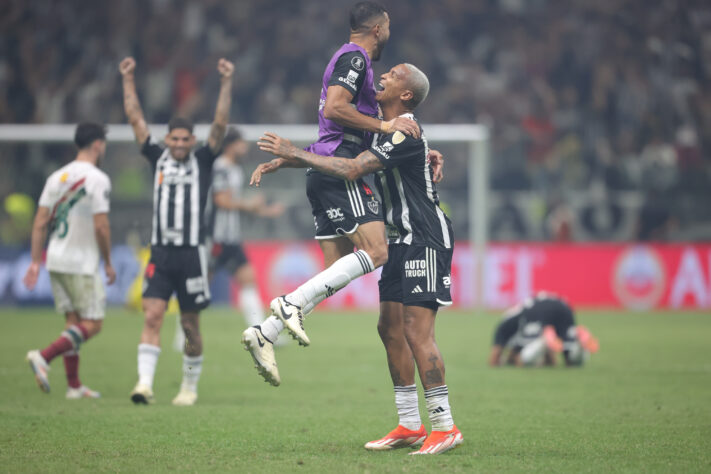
[336,50,367,71]
[385,115,425,148]
[213,156,229,168]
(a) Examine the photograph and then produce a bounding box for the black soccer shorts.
[306,171,383,239]
[143,245,211,312]
[378,243,453,308]
[209,242,249,275]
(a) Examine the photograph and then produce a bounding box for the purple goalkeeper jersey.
[306,43,379,157]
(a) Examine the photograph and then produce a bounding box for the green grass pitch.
[1,306,710,473]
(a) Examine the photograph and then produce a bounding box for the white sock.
[181,354,203,393]
[301,293,327,316]
[520,337,546,366]
[239,285,265,327]
[258,316,284,343]
[137,343,161,388]
[394,384,422,430]
[287,250,374,308]
[424,385,454,431]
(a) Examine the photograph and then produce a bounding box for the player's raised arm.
[119,57,150,145]
[258,132,384,181]
[207,59,234,155]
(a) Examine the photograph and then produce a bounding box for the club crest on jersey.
[374,141,393,159]
[367,200,379,214]
[351,56,365,71]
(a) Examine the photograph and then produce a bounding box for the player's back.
[39,161,111,275]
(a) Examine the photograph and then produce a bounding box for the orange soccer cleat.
[576,325,599,354]
[364,424,427,451]
[542,325,564,353]
[409,425,463,455]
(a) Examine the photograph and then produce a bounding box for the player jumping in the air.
[241,1,437,386]
[489,292,600,367]
[24,123,115,399]
[120,56,233,406]
[258,63,462,455]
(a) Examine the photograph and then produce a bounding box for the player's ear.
[401,89,414,103]
[189,134,197,146]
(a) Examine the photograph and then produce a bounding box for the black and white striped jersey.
[141,136,218,247]
[209,156,244,245]
[370,114,454,250]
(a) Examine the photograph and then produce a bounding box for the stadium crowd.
[1,0,710,241]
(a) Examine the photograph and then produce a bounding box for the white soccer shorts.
[49,271,106,320]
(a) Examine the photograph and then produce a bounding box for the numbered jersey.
[38,161,111,275]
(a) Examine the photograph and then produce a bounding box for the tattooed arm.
[257,132,384,181]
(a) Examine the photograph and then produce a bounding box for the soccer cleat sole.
[241,333,280,387]
[364,434,427,451]
[26,353,50,393]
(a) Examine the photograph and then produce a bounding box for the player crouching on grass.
[489,292,599,367]
[256,64,462,455]
[24,123,115,399]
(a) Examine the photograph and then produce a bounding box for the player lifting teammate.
[119,56,233,406]
[242,1,425,386]
[258,64,462,454]
[24,123,115,399]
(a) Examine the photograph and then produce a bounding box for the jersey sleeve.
[38,176,56,209]
[370,131,425,169]
[195,144,219,166]
[327,51,367,97]
[141,136,164,165]
[90,174,111,214]
[212,161,230,192]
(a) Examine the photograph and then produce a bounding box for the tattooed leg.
[402,305,446,390]
[378,301,416,387]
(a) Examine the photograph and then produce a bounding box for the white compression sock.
[424,385,454,432]
[181,354,204,393]
[137,344,161,388]
[239,285,265,327]
[287,250,374,308]
[258,316,284,343]
[394,385,422,430]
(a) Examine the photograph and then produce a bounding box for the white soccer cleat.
[364,424,428,451]
[270,296,309,346]
[172,389,198,406]
[66,385,101,399]
[241,326,280,386]
[130,383,154,405]
[26,350,50,393]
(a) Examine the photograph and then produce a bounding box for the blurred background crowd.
[1,0,710,245]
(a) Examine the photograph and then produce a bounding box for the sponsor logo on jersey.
[373,142,393,159]
[442,274,451,288]
[60,172,69,183]
[405,259,427,278]
[351,56,365,71]
[326,207,345,221]
[347,70,359,83]
[186,276,205,294]
[392,131,406,145]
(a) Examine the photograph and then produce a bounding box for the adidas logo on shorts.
[411,285,423,294]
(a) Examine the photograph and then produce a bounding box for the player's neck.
[381,103,411,122]
[349,36,374,60]
[75,151,97,166]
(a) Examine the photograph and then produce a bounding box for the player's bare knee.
[364,244,388,269]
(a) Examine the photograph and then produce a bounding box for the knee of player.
[143,309,165,330]
[365,245,388,269]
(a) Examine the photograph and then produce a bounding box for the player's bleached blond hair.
[403,63,430,109]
